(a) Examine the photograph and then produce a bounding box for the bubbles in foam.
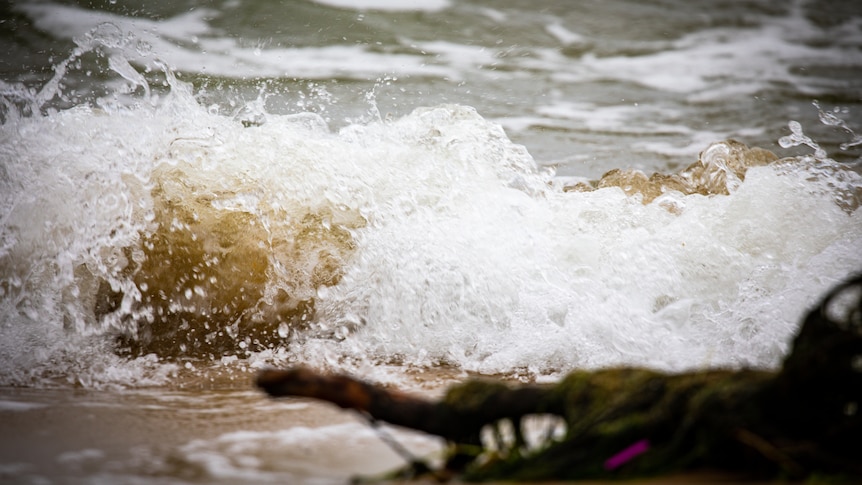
[1,19,862,387]
[779,120,827,159]
[307,133,861,375]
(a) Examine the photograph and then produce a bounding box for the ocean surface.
[1,0,861,483]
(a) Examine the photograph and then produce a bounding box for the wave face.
[1,0,861,387]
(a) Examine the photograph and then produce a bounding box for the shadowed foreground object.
[257,274,862,482]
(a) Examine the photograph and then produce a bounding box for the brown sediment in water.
[0,383,417,482]
[97,162,365,359]
[87,138,861,367]
[100,140,782,361]
[563,140,778,204]
[563,139,862,214]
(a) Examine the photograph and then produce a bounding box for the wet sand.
[2,377,783,485]
[0,379,443,484]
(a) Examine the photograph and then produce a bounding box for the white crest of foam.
[0,84,204,386]
[2,62,861,385]
[309,134,862,374]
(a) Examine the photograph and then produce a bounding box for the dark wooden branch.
[256,367,548,444]
[257,367,437,429]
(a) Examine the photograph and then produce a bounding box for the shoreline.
[2,383,787,484]
[1,383,437,483]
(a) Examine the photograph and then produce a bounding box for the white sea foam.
[1,17,861,386]
[561,13,862,101]
[2,71,862,385]
[310,151,861,374]
[534,102,689,135]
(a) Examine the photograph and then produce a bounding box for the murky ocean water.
[1,0,861,482]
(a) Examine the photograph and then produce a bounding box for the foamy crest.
[309,141,861,375]
[2,20,861,387]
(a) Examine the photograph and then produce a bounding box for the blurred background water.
[4,0,861,176]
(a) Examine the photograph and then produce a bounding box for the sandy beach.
[1,376,779,484]
[0,375,445,484]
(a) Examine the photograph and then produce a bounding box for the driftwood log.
[257,274,862,482]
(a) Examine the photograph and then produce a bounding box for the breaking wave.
[1,19,861,388]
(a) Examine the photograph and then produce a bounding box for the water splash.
[359,75,399,124]
[779,102,862,163]
[778,120,827,160]
[814,101,862,153]
[2,19,861,388]
[0,21,158,123]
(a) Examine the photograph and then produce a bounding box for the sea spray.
[309,141,861,375]
[1,20,862,389]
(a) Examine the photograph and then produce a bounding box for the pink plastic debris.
[604,439,650,470]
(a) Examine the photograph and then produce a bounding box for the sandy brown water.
[1,373,782,485]
[0,374,445,484]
